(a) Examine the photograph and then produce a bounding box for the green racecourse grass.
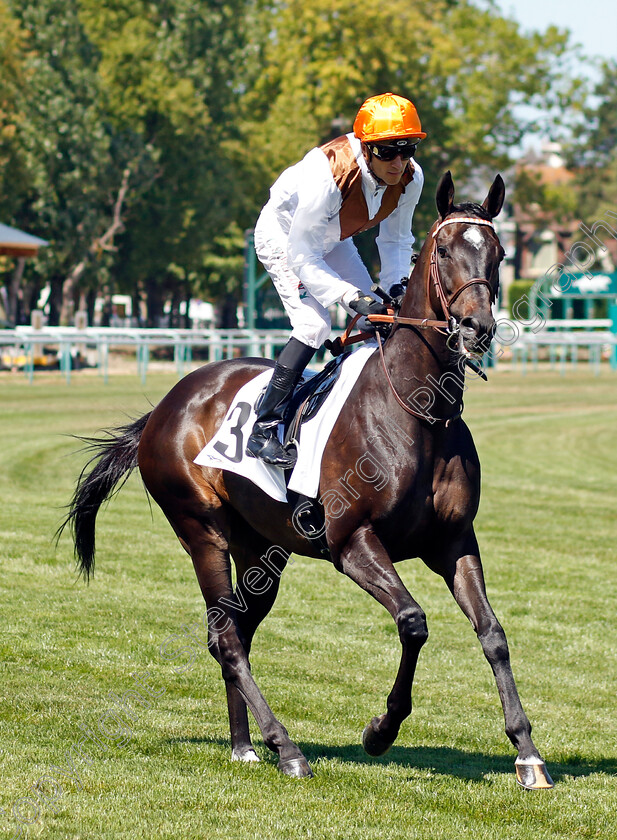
[1,365,616,840]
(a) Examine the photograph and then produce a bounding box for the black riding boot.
[246,338,315,469]
[246,363,301,468]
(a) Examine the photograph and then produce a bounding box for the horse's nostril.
[460,316,480,335]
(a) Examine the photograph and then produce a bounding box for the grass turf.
[0,367,616,839]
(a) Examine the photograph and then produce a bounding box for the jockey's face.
[369,153,408,185]
[362,142,412,186]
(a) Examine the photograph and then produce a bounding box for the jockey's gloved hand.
[388,283,406,308]
[348,293,388,317]
[357,316,376,334]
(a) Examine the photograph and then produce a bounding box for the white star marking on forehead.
[462,227,484,249]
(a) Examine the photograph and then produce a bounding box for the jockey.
[246,92,426,468]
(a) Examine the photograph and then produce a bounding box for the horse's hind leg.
[226,531,288,764]
[184,514,311,778]
[436,537,553,790]
[335,526,429,755]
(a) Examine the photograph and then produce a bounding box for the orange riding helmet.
[353,92,426,142]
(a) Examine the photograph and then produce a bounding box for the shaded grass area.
[1,368,616,839]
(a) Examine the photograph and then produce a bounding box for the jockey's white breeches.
[254,227,374,350]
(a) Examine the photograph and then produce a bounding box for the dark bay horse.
[62,172,553,789]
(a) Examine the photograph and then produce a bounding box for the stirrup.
[246,431,297,469]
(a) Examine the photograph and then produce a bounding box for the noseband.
[428,216,497,324]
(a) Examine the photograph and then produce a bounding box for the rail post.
[609,302,617,371]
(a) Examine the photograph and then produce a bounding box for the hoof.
[515,757,554,790]
[362,718,393,757]
[231,747,260,763]
[278,757,314,779]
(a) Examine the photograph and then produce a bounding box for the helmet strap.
[361,142,384,185]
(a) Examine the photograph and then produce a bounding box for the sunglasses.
[367,140,421,161]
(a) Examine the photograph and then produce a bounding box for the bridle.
[368,215,497,339]
[428,216,497,329]
[366,215,498,425]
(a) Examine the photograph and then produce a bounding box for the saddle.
[254,325,384,557]
[265,351,350,560]
[283,351,350,449]
[278,281,402,445]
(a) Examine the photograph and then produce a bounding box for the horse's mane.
[448,201,492,221]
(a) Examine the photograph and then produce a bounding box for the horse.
[61,171,553,790]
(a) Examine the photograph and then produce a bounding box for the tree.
[5,0,257,326]
[1,0,591,327]
[195,222,246,327]
[78,0,258,326]
[6,0,134,324]
[565,60,617,222]
[237,0,583,242]
[0,1,31,216]
[0,3,33,324]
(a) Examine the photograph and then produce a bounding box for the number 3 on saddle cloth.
[193,344,377,553]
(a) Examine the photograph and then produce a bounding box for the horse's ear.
[482,174,505,218]
[436,171,455,219]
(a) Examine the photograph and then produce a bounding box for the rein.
[374,329,463,426]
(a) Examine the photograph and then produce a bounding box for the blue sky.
[495,0,616,67]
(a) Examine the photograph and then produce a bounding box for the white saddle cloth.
[194,344,377,502]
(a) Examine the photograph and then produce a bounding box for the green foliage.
[4,0,131,322]
[513,167,579,225]
[240,0,581,234]
[0,0,27,206]
[0,0,602,325]
[0,2,32,217]
[564,60,617,222]
[1,0,256,325]
[197,221,246,300]
[238,0,443,217]
[78,0,255,323]
[507,279,535,318]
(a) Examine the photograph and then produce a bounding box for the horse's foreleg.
[442,547,553,789]
[335,525,428,755]
[189,528,311,778]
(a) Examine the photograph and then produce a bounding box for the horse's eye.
[437,246,448,258]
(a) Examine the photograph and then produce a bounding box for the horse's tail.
[57,413,152,581]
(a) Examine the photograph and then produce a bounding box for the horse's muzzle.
[456,315,495,358]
